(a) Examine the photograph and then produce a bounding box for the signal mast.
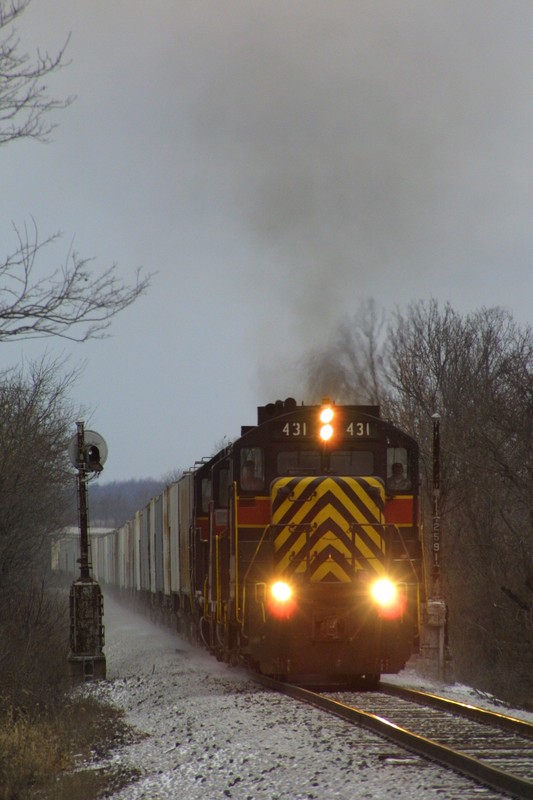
[66,420,107,682]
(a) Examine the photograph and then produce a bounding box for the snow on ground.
[84,593,524,799]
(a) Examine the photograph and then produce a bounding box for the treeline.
[304,300,533,706]
[87,479,167,528]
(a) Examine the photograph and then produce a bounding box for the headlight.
[370,578,397,607]
[370,578,405,619]
[268,580,295,620]
[271,581,292,603]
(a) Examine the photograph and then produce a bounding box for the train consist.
[60,399,426,687]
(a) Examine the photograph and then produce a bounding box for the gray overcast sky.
[1,0,531,482]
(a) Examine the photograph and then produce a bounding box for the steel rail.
[380,681,533,740]
[252,674,533,800]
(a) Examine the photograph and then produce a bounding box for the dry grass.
[0,584,141,799]
[0,710,68,797]
[0,691,140,800]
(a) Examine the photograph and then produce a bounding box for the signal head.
[84,444,103,472]
[68,429,108,472]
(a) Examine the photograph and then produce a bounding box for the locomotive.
[86,398,425,688]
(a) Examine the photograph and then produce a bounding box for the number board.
[273,417,379,441]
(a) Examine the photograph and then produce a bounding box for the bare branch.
[0,219,152,341]
[0,357,77,589]
[0,0,73,145]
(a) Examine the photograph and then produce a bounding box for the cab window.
[201,477,212,513]
[217,462,232,507]
[329,451,374,475]
[240,448,265,491]
[387,447,410,492]
[277,451,320,475]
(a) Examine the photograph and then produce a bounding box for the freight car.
[87,399,425,688]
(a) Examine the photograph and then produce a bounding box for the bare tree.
[0,358,79,701]
[302,298,533,703]
[0,359,75,590]
[0,2,150,342]
[1,220,150,341]
[386,300,533,704]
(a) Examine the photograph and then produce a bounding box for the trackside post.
[66,420,107,683]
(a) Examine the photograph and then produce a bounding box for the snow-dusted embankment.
[87,594,513,799]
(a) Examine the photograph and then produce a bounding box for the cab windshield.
[277,450,374,476]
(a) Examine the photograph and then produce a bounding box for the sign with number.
[274,418,377,440]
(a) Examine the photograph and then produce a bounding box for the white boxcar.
[139,506,150,593]
[153,494,164,595]
[168,481,181,594]
[178,473,194,595]
[162,486,171,596]
[134,510,141,591]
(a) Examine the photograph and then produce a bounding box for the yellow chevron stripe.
[312,559,352,582]
[273,479,316,518]
[271,476,386,581]
[276,531,310,572]
[277,534,375,575]
[272,521,304,552]
[272,477,383,524]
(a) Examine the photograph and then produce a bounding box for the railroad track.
[252,675,533,799]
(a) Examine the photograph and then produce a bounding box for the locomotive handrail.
[215,532,223,624]
[232,481,243,624]
[240,523,278,635]
[393,525,421,583]
[285,490,317,503]
[240,525,274,635]
[348,521,420,581]
[202,575,210,620]
[242,525,273,586]
[268,522,315,533]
